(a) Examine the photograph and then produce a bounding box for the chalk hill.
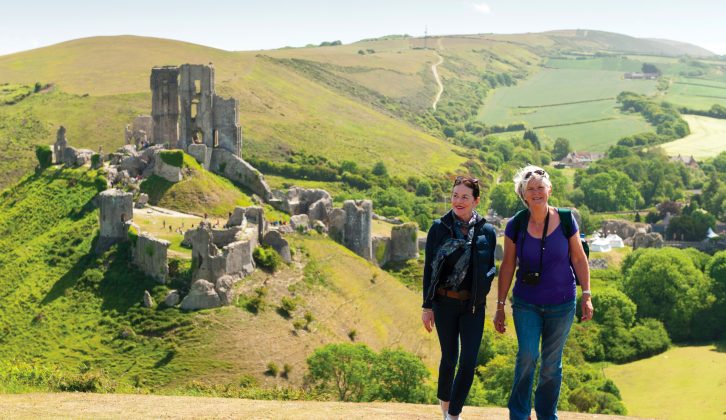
[0,30,714,190]
[0,166,437,391]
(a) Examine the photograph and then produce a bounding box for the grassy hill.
[0,166,436,393]
[605,343,726,420]
[0,31,721,191]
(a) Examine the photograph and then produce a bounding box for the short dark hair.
[453,175,480,198]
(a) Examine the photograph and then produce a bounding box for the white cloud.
[472,2,491,14]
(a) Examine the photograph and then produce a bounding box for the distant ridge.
[542,29,714,57]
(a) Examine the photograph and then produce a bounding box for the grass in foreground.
[604,343,726,420]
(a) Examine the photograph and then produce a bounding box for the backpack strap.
[557,208,574,238]
[510,209,530,244]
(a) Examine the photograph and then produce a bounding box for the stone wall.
[97,189,133,252]
[601,219,651,239]
[187,143,210,169]
[343,200,373,260]
[150,66,180,146]
[178,64,214,153]
[212,95,242,157]
[153,151,182,182]
[132,231,170,284]
[226,206,266,242]
[62,146,94,167]
[210,148,273,200]
[372,236,390,266]
[188,222,257,283]
[389,222,419,262]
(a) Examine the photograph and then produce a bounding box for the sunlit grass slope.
[605,343,726,420]
[0,166,209,391]
[0,36,467,180]
[186,233,439,388]
[140,154,253,218]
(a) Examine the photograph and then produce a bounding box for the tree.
[621,248,715,341]
[552,137,571,161]
[488,182,523,217]
[35,145,52,168]
[666,210,716,241]
[372,161,388,177]
[415,180,432,197]
[523,129,541,150]
[371,348,431,403]
[305,343,375,401]
[642,63,661,75]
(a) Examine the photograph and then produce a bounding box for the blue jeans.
[508,297,576,420]
[433,296,485,416]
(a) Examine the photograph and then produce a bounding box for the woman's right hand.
[422,309,435,333]
[493,310,506,333]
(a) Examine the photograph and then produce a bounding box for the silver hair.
[513,165,552,207]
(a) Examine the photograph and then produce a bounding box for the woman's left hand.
[580,297,594,322]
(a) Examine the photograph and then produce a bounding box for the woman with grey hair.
[493,165,593,420]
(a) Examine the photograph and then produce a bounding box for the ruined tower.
[150,66,180,147]
[96,189,133,253]
[343,200,373,260]
[178,64,214,153]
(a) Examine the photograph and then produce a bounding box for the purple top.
[504,214,578,305]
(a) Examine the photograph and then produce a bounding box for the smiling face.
[451,183,480,221]
[523,178,551,208]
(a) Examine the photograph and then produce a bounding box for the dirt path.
[0,393,658,419]
[431,51,444,110]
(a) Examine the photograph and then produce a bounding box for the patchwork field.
[664,78,726,109]
[605,344,726,420]
[660,115,726,159]
[479,68,656,151]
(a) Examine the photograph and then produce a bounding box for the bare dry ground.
[0,393,658,420]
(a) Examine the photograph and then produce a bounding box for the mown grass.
[604,343,726,420]
[660,115,726,159]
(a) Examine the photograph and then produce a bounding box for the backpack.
[510,208,588,285]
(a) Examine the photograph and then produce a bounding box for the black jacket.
[422,210,497,313]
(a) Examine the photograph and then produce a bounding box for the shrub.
[91,154,101,168]
[278,296,298,318]
[35,145,52,168]
[266,362,279,377]
[254,246,282,272]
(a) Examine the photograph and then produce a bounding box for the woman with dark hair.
[493,165,594,420]
[422,176,497,420]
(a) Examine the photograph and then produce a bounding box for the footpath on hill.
[0,393,658,419]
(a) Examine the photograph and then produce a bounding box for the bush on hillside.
[253,246,282,272]
[35,145,52,168]
[305,343,431,403]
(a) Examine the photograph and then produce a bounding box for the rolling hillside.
[0,30,721,191]
[0,166,437,392]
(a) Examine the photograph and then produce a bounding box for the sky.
[1,0,725,56]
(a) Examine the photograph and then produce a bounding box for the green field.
[605,344,726,420]
[479,68,656,151]
[664,78,726,109]
[661,115,726,159]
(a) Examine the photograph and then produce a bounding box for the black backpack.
[510,208,588,285]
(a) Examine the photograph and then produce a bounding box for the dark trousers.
[433,296,485,416]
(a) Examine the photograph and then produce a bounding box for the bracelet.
[581,290,592,296]
[497,300,506,306]
[496,308,505,312]
[422,308,433,313]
